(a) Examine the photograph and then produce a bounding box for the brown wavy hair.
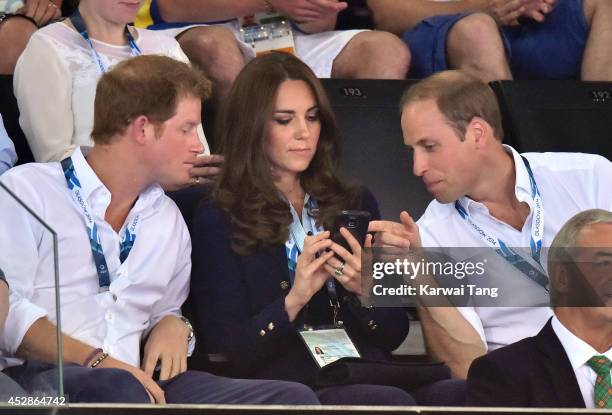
[213,52,358,256]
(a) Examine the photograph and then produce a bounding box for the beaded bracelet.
[89,352,109,368]
[82,348,103,367]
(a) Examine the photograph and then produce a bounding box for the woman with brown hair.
[187,51,420,405]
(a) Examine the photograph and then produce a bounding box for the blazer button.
[268,322,275,331]
[280,281,289,290]
[259,330,266,337]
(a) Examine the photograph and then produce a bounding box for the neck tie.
[587,355,612,409]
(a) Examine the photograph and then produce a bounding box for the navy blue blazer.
[186,188,410,385]
[467,319,586,408]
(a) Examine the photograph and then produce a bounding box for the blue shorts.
[403,0,589,79]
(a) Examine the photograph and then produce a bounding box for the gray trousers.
[0,370,26,402]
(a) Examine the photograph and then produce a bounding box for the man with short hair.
[0,55,319,404]
[467,209,612,408]
[368,70,612,378]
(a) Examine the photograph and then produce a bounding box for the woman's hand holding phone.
[284,231,334,322]
[324,228,372,296]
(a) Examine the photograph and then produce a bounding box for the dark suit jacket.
[466,319,586,408]
[183,187,410,385]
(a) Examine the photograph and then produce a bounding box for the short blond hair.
[400,70,504,142]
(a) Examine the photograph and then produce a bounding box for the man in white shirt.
[0,55,319,404]
[368,70,612,379]
[466,209,612,408]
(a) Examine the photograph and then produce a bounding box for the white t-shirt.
[417,145,612,351]
[14,21,208,162]
[0,147,192,370]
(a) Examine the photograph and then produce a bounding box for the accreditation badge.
[299,327,361,368]
[238,13,296,56]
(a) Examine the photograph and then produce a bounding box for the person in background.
[134,0,411,101]
[367,0,612,82]
[14,0,221,185]
[0,0,64,75]
[467,209,612,408]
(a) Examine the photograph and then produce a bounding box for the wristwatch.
[179,316,194,342]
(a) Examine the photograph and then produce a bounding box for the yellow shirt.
[134,0,154,29]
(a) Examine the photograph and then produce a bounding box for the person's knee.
[0,17,37,73]
[73,369,149,403]
[178,26,242,70]
[583,0,612,25]
[367,385,416,405]
[447,13,501,57]
[270,381,320,405]
[0,16,37,43]
[412,379,467,406]
[317,384,416,405]
[335,31,411,78]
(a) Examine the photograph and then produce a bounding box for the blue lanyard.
[71,9,142,74]
[285,197,339,302]
[455,156,548,291]
[61,157,139,291]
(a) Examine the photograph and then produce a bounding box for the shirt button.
[259,330,266,337]
[106,312,114,322]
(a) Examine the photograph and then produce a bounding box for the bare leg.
[446,13,513,82]
[0,17,37,75]
[581,0,612,80]
[332,31,411,79]
[177,26,246,101]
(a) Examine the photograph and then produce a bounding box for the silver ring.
[334,261,345,277]
[193,176,200,185]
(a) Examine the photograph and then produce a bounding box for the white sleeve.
[14,33,75,162]
[0,173,49,354]
[146,211,194,354]
[456,306,487,352]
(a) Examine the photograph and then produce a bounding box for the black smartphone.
[331,210,371,256]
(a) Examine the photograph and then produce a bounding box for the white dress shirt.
[552,316,612,409]
[0,148,192,370]
[14,21,208,163]
[417,146,612,351]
